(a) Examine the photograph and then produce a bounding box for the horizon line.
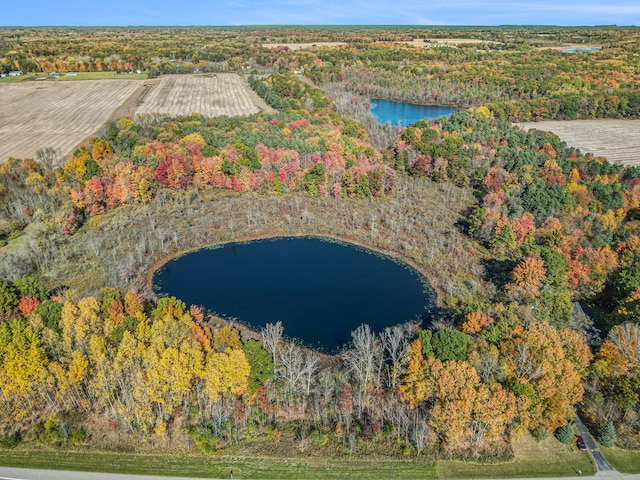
[0,23,637,28]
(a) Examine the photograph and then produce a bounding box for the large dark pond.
[370,99,456,127]
[153,237,435,351]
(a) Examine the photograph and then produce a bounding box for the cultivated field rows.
[0,74,268,163]
[135,74,263,118]
[0,80,140,164]
[520,119,640,166]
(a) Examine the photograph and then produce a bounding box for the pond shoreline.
[370,98,456,127]
[144,231,441,304]
[143,231,441,354]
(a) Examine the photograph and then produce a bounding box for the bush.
[34,300,63,334]
[596,421,616,447]
[0,431,21,449]
[532,426,548,441]
[310,429,328,447]
[41,414,64,445]
[0,282,19,315]
[555,423,575,444]
[69,428,87,446]
[188,425,219,453]
[13,276,48,300]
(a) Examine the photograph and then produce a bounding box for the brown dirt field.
[262,42,346,51]
[134,73,270,118]
[0,80,141,164]
[0,74,272,164]
[519,119,640,166]
[392,38,500,48]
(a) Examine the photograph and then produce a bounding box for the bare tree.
[35,147,61,172]
[411,414,429,456]
[261,321,284,372]
[277,343,304,410]
[301,351,320,396]
[343,324,382,415]
[381,322,413,389]
[508,343,543,381]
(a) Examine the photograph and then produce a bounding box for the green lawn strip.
[0,449,436,479]
[599,446,640,474]
[0,73,39,83]
[437,435,596,479]
[55,72,147,81]
[0,72,147,83]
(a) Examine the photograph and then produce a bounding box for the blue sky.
[3,0,640,26]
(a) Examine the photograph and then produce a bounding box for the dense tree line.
[0,277,590,458]
[394,107,640,445]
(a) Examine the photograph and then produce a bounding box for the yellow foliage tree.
[203,348,251,402]
[398,339,429,409]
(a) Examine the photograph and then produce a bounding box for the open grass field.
[520,119,640,166]
[0,433,595,479]
[135,74,271,118]
[437,433,595,478]
[0,72,147,84]
[0,79,141,164]
[55,72,148,81]
[0,448,436,479]
[599,446,640,473]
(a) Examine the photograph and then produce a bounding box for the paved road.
[3,466,640,480]
[575,415,616,473]
[0,467,223,480]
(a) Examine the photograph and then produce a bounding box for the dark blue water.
[370,99,456,127]
[153,237,435,351]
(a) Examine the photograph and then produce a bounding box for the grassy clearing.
[437,434,595,479]
[0,449,436,479]
[0,72,147,83]
[0,434,599,479]
[0,73,41,83]
[599,446,640,473]
[56,72,148,81]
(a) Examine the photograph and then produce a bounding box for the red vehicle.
[576,436,587,451]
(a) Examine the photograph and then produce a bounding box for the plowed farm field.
[0,80,140,164]
[135,74,268,118]
[520,119,640,166]
[0,74,270,163]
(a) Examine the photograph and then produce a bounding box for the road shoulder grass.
[437,433,595,478]
[600,446,640,473]
[0,448,436,479]
[0,434,598,479]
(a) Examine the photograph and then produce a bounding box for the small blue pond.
[153,237,435,352]
[370,99,456,127]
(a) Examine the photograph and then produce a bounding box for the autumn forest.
[1,26,640,473]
